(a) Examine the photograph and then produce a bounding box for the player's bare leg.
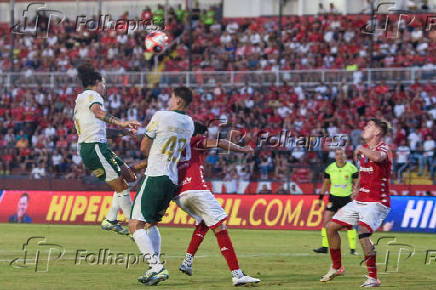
[314,210,334,253]
[320,221,346,282]
[129,220,168,286]
[358,227,380,287]
[101,177,130,235]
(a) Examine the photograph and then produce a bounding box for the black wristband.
[103,114,111,123]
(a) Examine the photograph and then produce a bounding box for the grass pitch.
[0,224,435,289]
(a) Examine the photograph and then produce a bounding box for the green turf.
[0,224,435,289]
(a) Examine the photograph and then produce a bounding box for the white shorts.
[332,200,390,232]
[174,190,228,228]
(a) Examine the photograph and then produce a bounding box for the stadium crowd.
[0,7,435,185]
[1,6,436,73]
[0,80,435,184]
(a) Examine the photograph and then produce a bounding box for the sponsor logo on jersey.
[182,177,192,185]
[360,166,374,173]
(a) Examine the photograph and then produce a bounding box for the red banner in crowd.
[0,190,325,230]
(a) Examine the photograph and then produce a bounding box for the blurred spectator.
[258,184,272,194]
[289,183,303,195]
[423,135,435,174]
[396,140,410,183]
[275,184,290,195]
[31,161,46,179]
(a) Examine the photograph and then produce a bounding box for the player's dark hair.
[77,63,102,88]
[20,192,29,201]
[174,87,192,107]
[370,118,390,137]
[193,121,208,136]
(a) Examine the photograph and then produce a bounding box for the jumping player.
[177,122,261,286]
[320,119,392,288]
[74,63,139,235]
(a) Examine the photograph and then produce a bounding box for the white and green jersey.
[74,89,107,143]
[145,110,194,185]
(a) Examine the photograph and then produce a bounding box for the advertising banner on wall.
[384,196,436,233]
[0,190,324,230]
[1,190,435,232]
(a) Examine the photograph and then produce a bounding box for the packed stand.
[0,80,435,185]
[170,12,436,72]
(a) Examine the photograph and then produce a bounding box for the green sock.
[321,227,329,248]
[347,228,357,250]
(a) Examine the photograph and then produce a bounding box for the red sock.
[365,255,377,279]
[215,230,239,271]
[329,248,342,269]
[187,222,209,256]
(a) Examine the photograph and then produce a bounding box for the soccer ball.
[145,31,168,54]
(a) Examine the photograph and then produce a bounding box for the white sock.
[231,269,243,278]
[106,191,120,221]
[184,253,193,265]
[118,189,132,219]
[147,226,161,257]
[133,229,162,271]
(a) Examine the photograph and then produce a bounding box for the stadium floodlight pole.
[368,0,375,85]
[278,0,283,66]
[9,0,15,72]
[188,0,193,72]
[97,0,102,69]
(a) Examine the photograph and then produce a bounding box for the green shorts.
[131,175,177,223]
[79,142,124,182]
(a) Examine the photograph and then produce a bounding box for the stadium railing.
[1,67,435,88]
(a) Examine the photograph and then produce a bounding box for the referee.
[313,148,359,255]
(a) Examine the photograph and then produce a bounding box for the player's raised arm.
[203,138,253,153]
[355,145,387,163]
[90,103,140,130]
